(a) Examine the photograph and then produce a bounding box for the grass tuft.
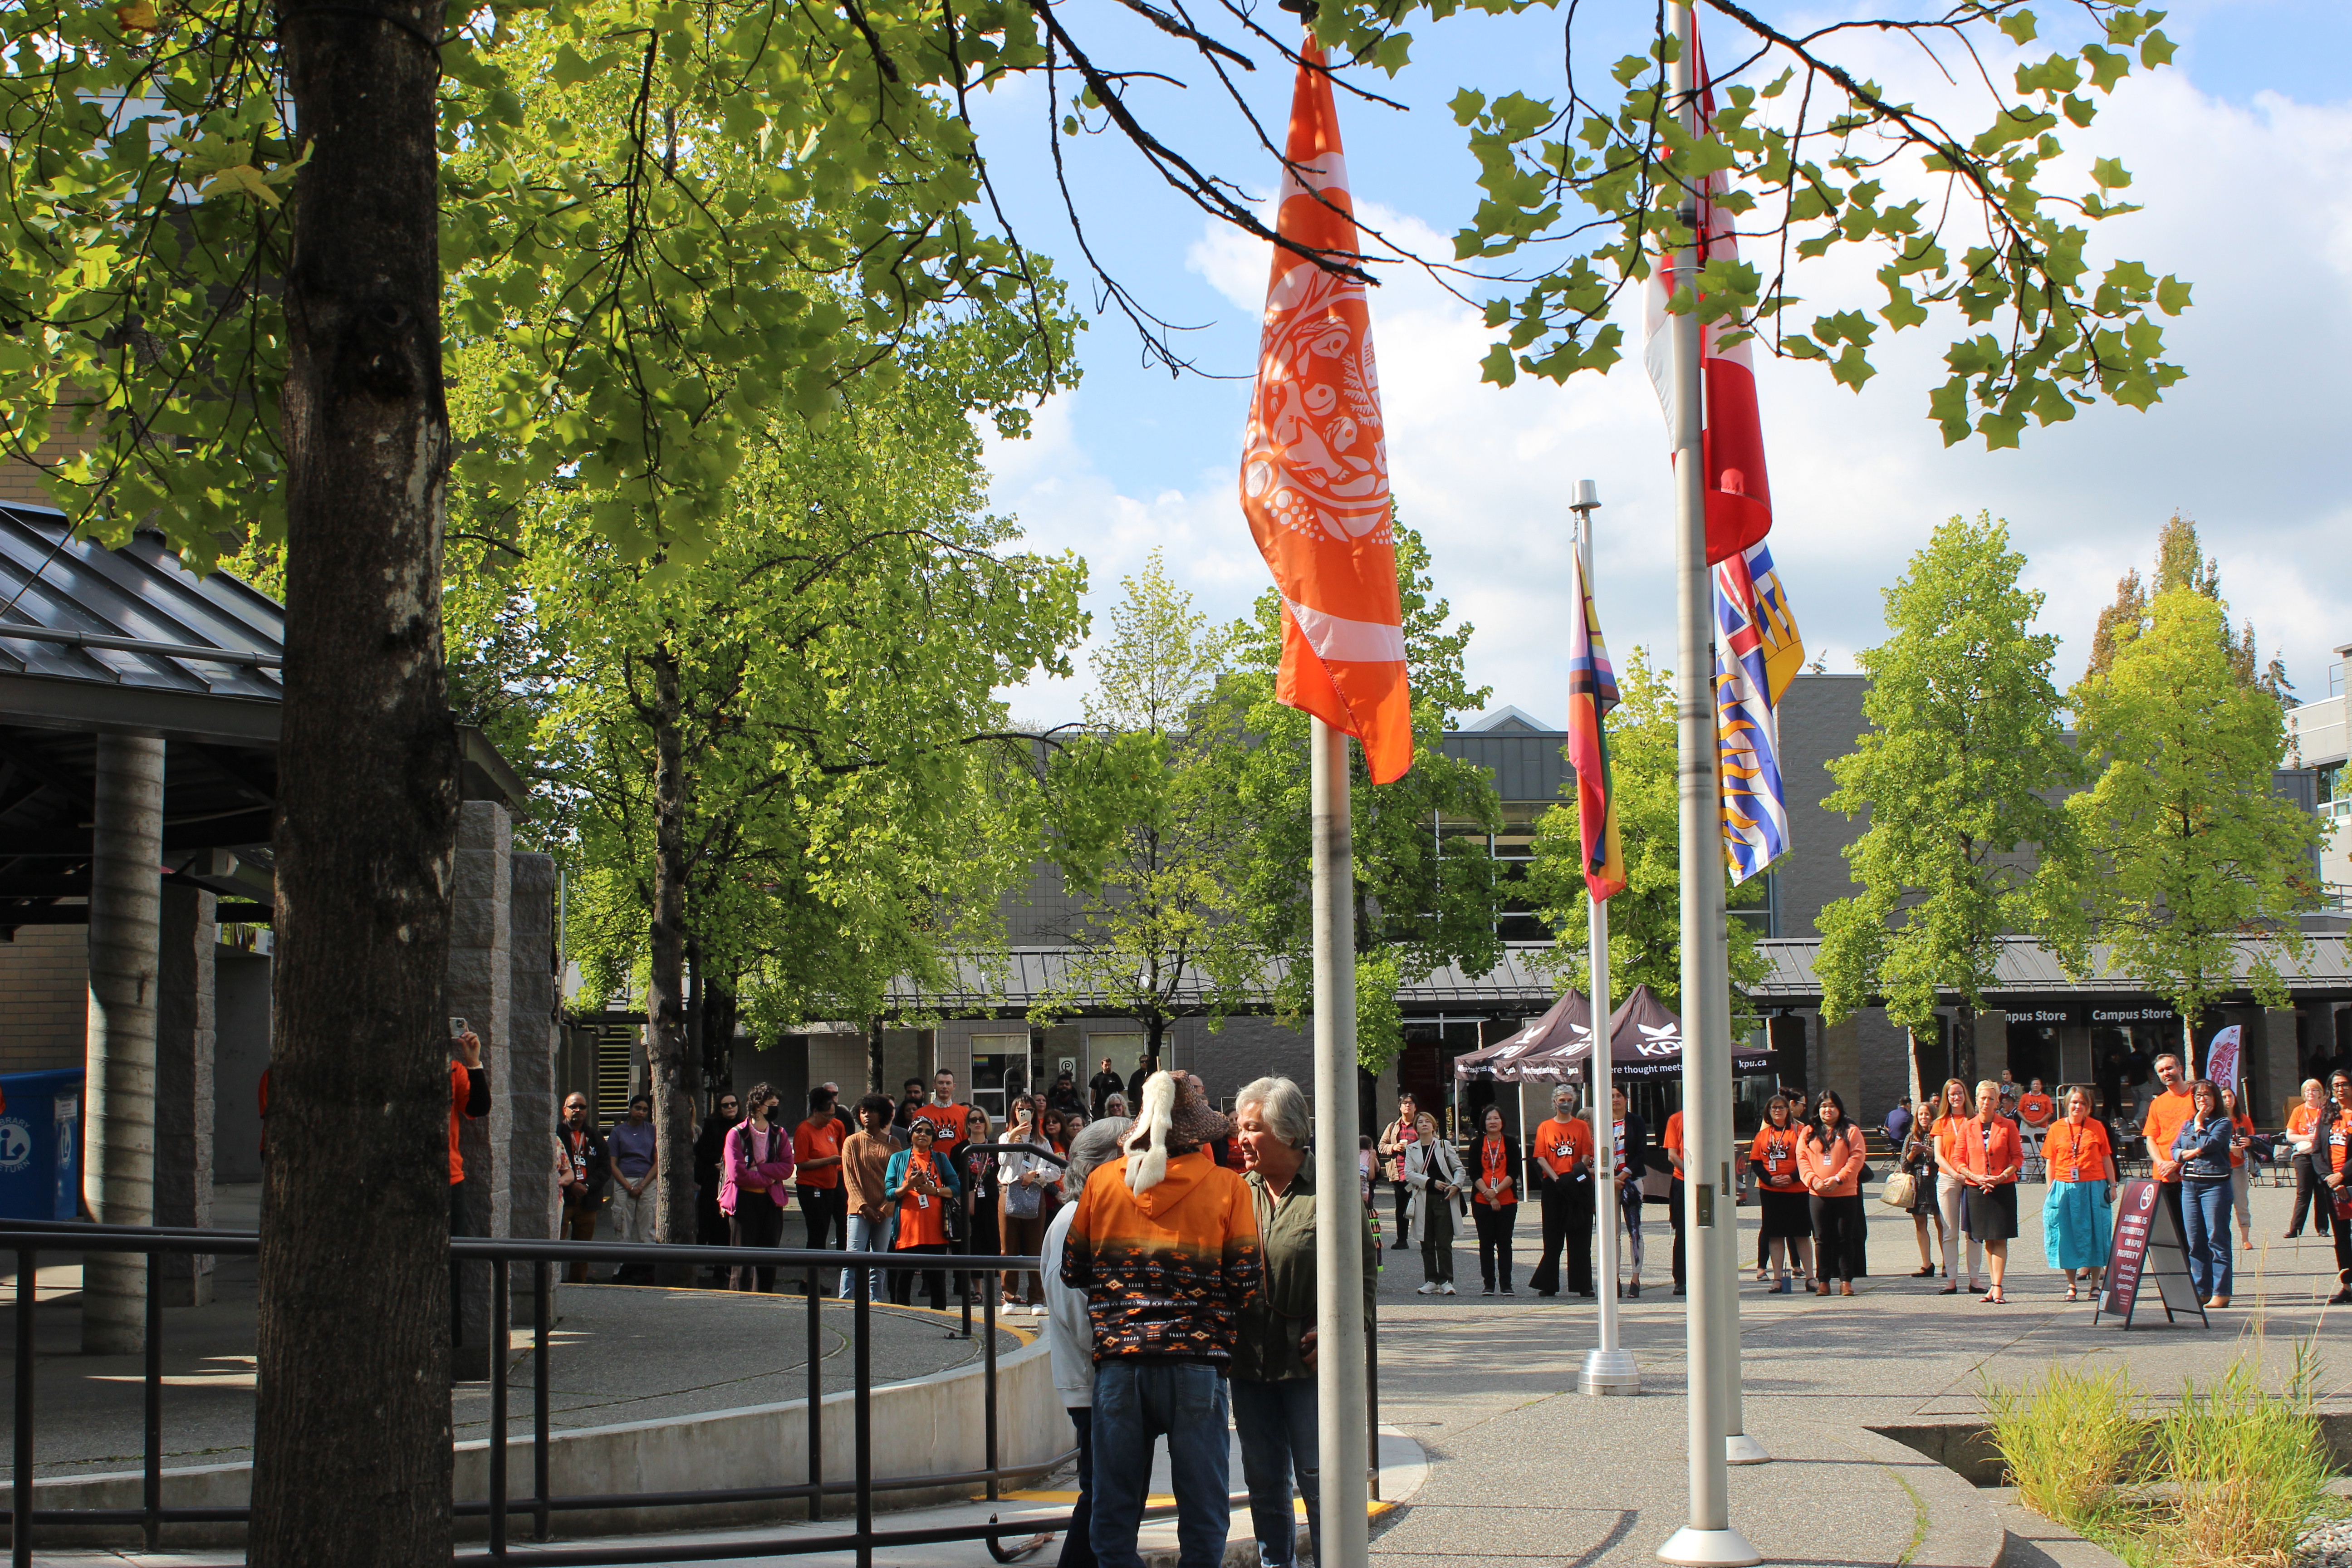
[1982,1348,2336,1568]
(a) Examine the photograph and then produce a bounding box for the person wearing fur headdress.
[1059,1071,1261,1567]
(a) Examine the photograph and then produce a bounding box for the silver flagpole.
[1311,716,1372,1568]
[1657,0,1757,1558]
[1575,481,1637,1396]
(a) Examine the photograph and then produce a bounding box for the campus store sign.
[1998,1001,2182,1029]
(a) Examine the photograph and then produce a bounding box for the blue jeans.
[2182,1178,2233,1301]
[840,1213,884,1298]
[1058,1407,1097,1568]
[1089,1360,1230,1568]
[1232,1377,1317,1567]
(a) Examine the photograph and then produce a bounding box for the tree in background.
[1527,647,1769,1029]
[2085,514,2293,700]
[1220,525,1503,1078]
[1033,553,1258,1064]
[2067,588,2322,1059]
[1813,515,2086,1085]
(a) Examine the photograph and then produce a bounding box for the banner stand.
[2092,1178,2211,1330]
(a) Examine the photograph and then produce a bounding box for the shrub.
[1983,1363,2143,1524]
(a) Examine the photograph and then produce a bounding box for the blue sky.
[973,0,2352,729]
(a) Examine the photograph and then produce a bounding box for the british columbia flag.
[1714,543,1803,882]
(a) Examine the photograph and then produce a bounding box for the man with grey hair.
[1044,1118,1130,1568]
[1230,1075,1373,1568]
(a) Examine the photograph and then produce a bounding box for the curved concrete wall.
[20,1324,1066,1547]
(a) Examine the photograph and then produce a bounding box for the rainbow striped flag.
[1566,550,1625,902]
[1714,542,1802,882]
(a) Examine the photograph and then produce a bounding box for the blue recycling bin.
[0,1068,85,1221]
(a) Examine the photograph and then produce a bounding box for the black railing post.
[853,1259,872,1568]
[143,1252,161,1550]
[490,1257,510,1558]
[982,1277,999,1504]
[533,1260,551,1543]
[13,1247,34,1568]
[805,1260,822,1523]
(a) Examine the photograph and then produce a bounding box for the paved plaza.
[34,1176,2346,1567]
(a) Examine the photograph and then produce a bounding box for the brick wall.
[0,925,91,1073]
[0,407,98,510]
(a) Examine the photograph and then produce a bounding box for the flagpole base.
[1726,1433,1771,1466]
[1580,1347,1641,1396]
[1658,1525,1763,1566]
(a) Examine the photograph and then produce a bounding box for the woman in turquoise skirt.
[2040,1086,2118,1300]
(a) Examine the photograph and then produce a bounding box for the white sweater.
[1041,1202,1093,1408]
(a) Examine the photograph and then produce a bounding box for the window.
[969,1032,1030,1123]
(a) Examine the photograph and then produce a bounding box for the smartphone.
[450,1017,467,1039]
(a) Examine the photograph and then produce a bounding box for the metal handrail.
[0,1223,1072,1567]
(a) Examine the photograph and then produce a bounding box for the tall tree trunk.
[702,974,738,1095]
[685,935,704,1113]
[1954,1003,1978,1088]
[646,640,695,1274]
[869,1015,886,1096]
[251,0,458,1558]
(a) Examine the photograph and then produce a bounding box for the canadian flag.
[1642,22,1772,566]
[1239,43,1414,785]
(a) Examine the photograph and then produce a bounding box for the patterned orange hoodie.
[1058,1148,1262,1365]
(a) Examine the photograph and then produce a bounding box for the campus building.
[719,671,2352,1140]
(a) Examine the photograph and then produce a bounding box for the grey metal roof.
[890,945,1563,1015]
[0,505,285,723]
[1750,935,2352,1002]
[1440,727,1571,806]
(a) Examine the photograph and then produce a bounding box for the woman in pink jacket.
[720,1082,796,1292]
[1798,1090,1869,1297]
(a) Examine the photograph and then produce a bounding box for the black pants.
[892,1241,950,1310]
[696,1183,729,1248]
[797,1185,847,1253]
[729,1202,784,1292]
[2328,1200,2352,1294]
[1669,1178,1686,1290]
[1810,1193,1863,1283]
[2289,1155,2321,1235]
[1059,1406,1097,1568]
[1529,1178,1593,1295]
[1474,1202,1517,1289]
[1390,1181,1412,1246]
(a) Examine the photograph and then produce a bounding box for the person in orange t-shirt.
[2039,1086,2115,1299]
[1748,1097,1813,1291]
[2017,1083,2056,1131]
[2318,1072,2352,1304]
[1662,1109,1688,1296]
[2141,1053,2196,1251]
[1526,1085,1595,1298]
[2285,1078,2328,1239]
[794,1085,848,1254]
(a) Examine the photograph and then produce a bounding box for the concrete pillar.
[508,853,560,1317]
[1820,1014,1860,1114]
[1973,1009,2009,1088]
[83,733,165,1354]
[446,801,511,1379]
[2058,1025,2094,1091]
[154,884,216,1306]
[2257,1009,2301,1127]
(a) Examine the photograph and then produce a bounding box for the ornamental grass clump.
[2147,1357,2333,1568]
[1983,1363,2144,1524]
[1984,1349,2337,1568]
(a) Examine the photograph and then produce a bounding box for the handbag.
[2333,1183,2352,1223]
[1880,1170,1917,1210]
[1005,1178,1042,1220]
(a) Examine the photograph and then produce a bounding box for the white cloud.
[994,66,2352,729]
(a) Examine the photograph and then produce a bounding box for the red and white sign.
[2203,1025,2242,1091]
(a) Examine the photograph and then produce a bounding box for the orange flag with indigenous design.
[1239,43,1413,785]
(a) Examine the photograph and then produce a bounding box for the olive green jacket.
[1232,1164,1378,1384]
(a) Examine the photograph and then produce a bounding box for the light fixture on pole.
[1572,478,1637,1399]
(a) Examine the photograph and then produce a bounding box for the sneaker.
[1673,1284,1686,1296]
[1480,1285,1495,1296]
[1441,1282,1457,1295]
[1501,1283,1515,1295]
[1416,1282,1438,1295]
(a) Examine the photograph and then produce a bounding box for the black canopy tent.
[1455,984,1776,1084]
